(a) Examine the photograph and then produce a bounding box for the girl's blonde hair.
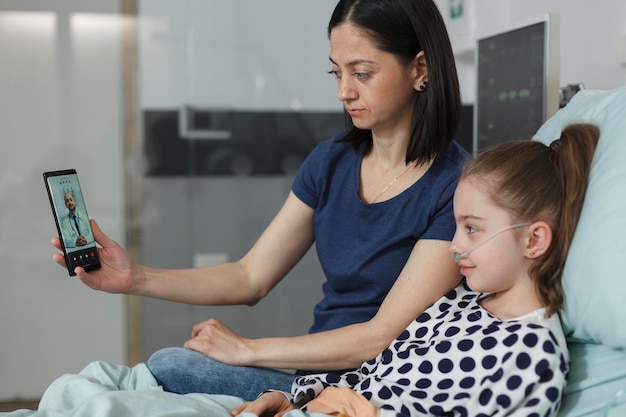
[461,123,599,315]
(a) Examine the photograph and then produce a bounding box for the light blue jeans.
[146,347,296,401]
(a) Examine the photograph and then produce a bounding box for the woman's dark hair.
[328,0,461,165]
[461,123,600,316]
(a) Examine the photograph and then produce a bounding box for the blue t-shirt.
[292,134,469,335]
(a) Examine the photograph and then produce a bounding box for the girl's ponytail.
[532,123,599,315]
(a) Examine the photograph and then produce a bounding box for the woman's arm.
[185,237,462,370]
[53,192,316,307]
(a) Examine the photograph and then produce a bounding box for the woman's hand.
[184,318,254,366]
[231,391,295,417]
[52,219,141,294]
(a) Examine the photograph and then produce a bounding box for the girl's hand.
[231,391,295,417]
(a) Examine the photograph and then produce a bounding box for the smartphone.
[43,169,101,276]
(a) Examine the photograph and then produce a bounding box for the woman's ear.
[525,221,553,258]
[412,51,428,91]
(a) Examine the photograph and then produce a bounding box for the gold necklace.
[371,162,415,203]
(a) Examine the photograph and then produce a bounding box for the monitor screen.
[473,14,560,153]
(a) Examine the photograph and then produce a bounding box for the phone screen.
[43,169,101,276]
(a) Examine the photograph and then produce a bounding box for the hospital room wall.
[1,0,626,403]
[135,0,342,364]
[0,0,126,401]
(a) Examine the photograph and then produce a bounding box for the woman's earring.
[418,81,428,91]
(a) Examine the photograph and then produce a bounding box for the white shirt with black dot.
[293,282,568,417]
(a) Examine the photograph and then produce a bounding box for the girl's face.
[450,177,530,295]
[328,23,425,140]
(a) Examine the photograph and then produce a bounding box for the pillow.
[557,342,626,416]
[532,87,626,348]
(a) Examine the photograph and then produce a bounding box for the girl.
[234,123,600,416]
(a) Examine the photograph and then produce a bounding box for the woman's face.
[450,177,529,294]
[328,23,425,140]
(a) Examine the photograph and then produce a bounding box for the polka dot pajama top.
[292,282,569,417]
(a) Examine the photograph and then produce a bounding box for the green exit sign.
[449,0,464,19]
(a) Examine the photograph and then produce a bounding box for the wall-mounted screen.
[474,14,560,153]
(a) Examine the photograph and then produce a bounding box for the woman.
[52,0,467,400]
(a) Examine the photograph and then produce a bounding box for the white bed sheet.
[0,361,327,417]
[3,344,625,417]
[557,342,626,416]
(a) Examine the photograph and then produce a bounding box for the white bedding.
[557,343,626,417]
[0,361,327,417]
[3,347,626,417]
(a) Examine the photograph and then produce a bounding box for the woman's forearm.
[135,192,315,307]
[246,320,394,371]
[135,261,268,306]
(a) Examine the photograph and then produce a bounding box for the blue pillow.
[533,87,626,348]
[557,342,626,416]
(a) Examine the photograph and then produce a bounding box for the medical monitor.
[474,13,560,153]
